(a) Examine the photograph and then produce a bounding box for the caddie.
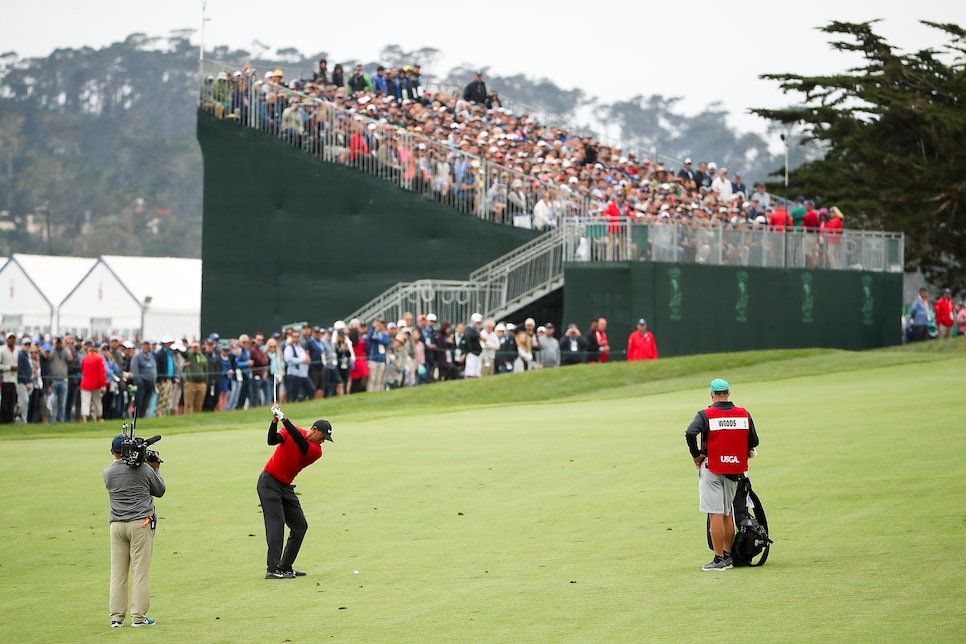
[684,378,759,571]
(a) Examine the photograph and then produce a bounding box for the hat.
[707,162,717,170]
[161,335,175,344]
[709,378,730,394]
[505,322,516,331]
[545,322,554,329]
[495,323,506,332]
[333,320,346,331]
[122,341,135,349]
[6,333,16,339]
[21,337,32,345]
[100,342,110,350]
[944,288,952,294]
[684,158,692,164]
[426,313,438,322]
[208,333,220,341]
[470,312,483,323]
[525,317,535,326]
[637,318,647,325]
[111,434,126,452]
[219,344,230,351]
[313,325,322,333]
[536,326,546,333]
[273,69,284,77]
[387,322,397,329]
[312,419,334,442]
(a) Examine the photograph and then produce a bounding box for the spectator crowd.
[0,310,677,423]
[199,60,854,256]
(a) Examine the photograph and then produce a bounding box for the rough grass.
[0,339,963,642]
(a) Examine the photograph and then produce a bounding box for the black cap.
[313,419,334,442]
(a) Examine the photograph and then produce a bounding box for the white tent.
[0,254,97,337]
[58,257,143,340]
[88,255,201,339]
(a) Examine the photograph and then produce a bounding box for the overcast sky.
[4,0,964,135]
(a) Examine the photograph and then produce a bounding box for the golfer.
[684,378,759,571]
[257,405,333,579]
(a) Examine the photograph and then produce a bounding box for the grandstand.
[196,58,903,354]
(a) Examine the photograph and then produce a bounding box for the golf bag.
[706,474,772,566]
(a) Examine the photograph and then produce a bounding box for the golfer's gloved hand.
[272,405,285,421]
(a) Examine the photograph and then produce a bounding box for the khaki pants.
[937,325,953,339]
[110,519,155,624]
[80,388,103,420]
[367,361,387,392]
[481,356,495,377]
[183,381,207,415]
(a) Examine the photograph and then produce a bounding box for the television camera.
[118,407,163,467]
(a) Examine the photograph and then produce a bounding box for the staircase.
[345,223,573,325]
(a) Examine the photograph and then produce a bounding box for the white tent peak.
[99,256,202,314]
[9,254,98,306]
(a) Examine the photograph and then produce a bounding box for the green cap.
[709,378,730,393]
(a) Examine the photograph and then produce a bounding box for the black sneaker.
[291,569,307,577]
[265,569,296,579]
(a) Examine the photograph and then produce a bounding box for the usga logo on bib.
[720,455,741,464]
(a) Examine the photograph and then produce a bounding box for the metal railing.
[347,279,503,329]
[344,218,903,325]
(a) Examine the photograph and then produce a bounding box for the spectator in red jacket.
[595,317,611,363]
[824,206,844,268]
[768,205,792,231]
[934,288,955,339]
[80,341,108,422]
[627,319,659,361]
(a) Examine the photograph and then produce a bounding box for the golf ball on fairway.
[354,570,359,575]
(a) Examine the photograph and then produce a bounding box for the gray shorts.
[698,460,738,515]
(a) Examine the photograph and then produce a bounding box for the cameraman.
[257,405,332,579]
[103,434,166,628]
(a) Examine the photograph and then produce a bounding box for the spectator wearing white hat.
[537,324,561,368]
[712,168,733,201]
[480,319,500,377]
[677,158,695,190]
[463,313,484,378]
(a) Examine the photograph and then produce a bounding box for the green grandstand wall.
[562,263,901,358]
[197,111,538,335]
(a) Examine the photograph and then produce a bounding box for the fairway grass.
[0,345,964,642]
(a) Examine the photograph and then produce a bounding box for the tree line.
[1,23,962,287]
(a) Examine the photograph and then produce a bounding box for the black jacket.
[559,335,587,366]
[463,80,488,104]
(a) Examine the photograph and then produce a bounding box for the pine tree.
[754,20,966,288]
